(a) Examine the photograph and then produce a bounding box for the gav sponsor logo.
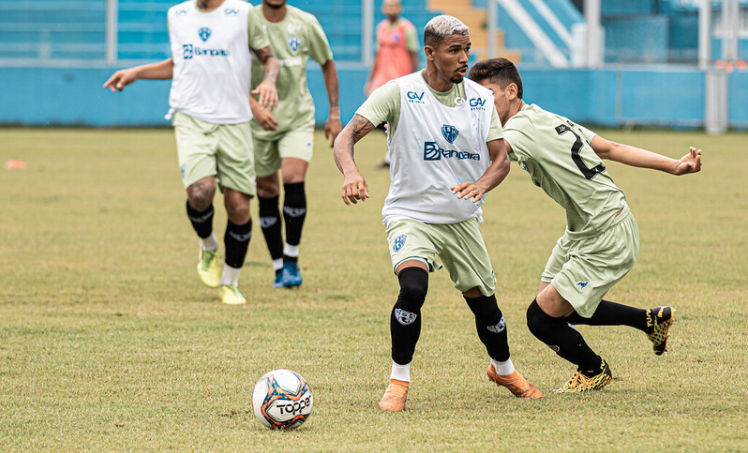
[224,7,239,16]
[469,97,486,110]
[423,142,480,161]
[182,44,230,59]
[406,91,425,104]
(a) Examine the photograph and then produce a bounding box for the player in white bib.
[469,58,702,393]
[103,0,279,305]
[334,16,543,412]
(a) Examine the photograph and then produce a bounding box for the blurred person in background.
[364,0,419,167]
[103,0,279,305]
[248,0,342,289]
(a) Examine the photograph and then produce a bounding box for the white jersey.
[383,73,495,225]
[167,0,255,124]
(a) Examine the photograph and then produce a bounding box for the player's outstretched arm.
[333,114,375,205]
[590,136,702,175]
[451,139,511,203]
[321,59,343,147]
[103,58,174,92]
[249,95,277,131]
[251,45,279,110]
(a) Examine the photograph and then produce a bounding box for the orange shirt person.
[364,0,419,96]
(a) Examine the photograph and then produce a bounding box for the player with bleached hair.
[104,0,279,305]
[468,58,702,392]
[334,15,543,412]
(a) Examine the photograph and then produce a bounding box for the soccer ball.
[251,369,313,430]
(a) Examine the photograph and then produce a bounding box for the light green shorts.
[173,112,256,196]
[386,217,496,296]
[541,211,640,318]
[253,127,314,178]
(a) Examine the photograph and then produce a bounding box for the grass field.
[1,127,747,452]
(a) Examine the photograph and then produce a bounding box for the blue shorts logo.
[198,27,212,42]
[392,234,407,252]
[441,124,459,144]
[576,281,589,290]
[288,36,301,52]
[183,44,194,59]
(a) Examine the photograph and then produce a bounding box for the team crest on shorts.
[288,36,301,52]
[198,27,212,42]
[394,308,417,326]
[441,124,459,144]
[392,234,407,252]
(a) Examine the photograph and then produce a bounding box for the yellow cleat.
[198,249,221,288]
[646,306,676,355]
[553,360,613,393]
[220,284,246,305]
[378,379,409,412]
[487,365,544,398]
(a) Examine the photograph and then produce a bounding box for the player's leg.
[254,137,285,287]
[379,219,438,412]
[438,219,542,398]
[174,112,221,288]
[214,121,256,305]
[277,128,313,288]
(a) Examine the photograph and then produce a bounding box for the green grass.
[1,127,747,452]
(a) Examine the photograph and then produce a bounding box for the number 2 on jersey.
[555,123,605,180]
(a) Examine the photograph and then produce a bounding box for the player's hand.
[254,108,278,131]
[325,116,343,147]
[451,181,486,203]
[341,171,369,205]
[251,80,278,110]
[103,68,139,92]
[674,146,702,175]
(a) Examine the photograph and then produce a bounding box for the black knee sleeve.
[526,299,554,342]
[465,294,509,362]
[258,195,283,261]
[282,182,306,247]
[224,219,252,268]
[390,267,428,365]
[186,201,214,239]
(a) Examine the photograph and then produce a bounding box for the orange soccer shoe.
[378,379,409,412]
[487,365,544,399]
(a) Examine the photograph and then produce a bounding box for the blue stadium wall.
[1,65,747,128]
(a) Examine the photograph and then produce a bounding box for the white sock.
[220,264,241,286]
[491,358,515,376]
[272,258,283,271]
[390,361,411,382]
[283,243,299,258]
[200,232,218,251]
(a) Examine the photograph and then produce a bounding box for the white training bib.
[383,73,494,224]
[168,0,253,124]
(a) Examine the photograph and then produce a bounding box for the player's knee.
[527,299,554,339]
[187,178,216,211]
[225,199,250,225]
[256,176,280,198]
[396,267,428,312]
[465,294,501,325]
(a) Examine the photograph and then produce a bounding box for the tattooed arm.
[251,45,279,109]
[333,114,376,205]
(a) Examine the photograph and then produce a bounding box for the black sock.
[224,219,252,268]
[258,195,283,262]
[391,268,428,365]
[283,181,306,249]
[566,300,649,332]
[527,300,602,375]
[186,201,214,239]
[464,294,510,362]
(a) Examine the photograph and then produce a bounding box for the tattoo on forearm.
[349,115,374,143]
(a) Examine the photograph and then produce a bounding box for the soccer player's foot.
[219,284,246,305]
[487,365,544,398]
[646,306,676,355]
[552,359,613,394]
[281,262,303,288]
[378,379,409,412]
[197,249,221,288]
[272,272,284,288]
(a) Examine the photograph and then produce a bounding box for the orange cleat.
[487,365,544,398]
[378,379,409,412]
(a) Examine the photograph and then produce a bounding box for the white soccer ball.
[251,369,313,430]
